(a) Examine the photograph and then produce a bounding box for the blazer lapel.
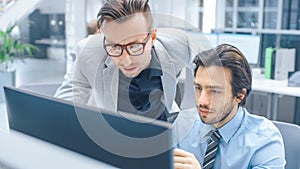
[154,42,177,111]
[102,57,119,111]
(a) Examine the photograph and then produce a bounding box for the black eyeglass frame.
[103,32,152,57]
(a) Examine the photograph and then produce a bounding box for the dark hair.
[97,0,153,31]
[193,44,252,107]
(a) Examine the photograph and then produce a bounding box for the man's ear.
[236,88,247,103]
[151,28,157,46]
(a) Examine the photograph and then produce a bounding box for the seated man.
[173,44,285,169]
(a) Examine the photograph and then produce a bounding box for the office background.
[0,0,300,125]
[1,1,300,169]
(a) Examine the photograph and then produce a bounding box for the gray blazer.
[55,28,200,113]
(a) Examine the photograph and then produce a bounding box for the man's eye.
[211,90,221,94]
[194,86,201,91]
[111,45,120,50]
[128,44,142,52]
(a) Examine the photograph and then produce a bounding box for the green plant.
[0,24,39,71]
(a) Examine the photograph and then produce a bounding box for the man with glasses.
[55,0,198,122]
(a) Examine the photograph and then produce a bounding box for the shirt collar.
[199,117,215,143]
[218,107,245,143]
[148,48,162,77]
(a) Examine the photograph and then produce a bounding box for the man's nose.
[120,50,132,66]
[197,91,210,106]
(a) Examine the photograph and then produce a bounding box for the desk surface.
[179,69,300,97]
[0,130,119,169]
[0,104,9,133]
[252,78,300,97]
[0,104,118,169]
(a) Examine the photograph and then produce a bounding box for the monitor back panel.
[4,87,173,169]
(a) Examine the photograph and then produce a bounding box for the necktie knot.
[211,130,221,142]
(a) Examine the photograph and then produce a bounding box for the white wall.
[149,0,192,29]
[149,0,216,33]
[203,0,216,33]
[38,0,66,14]
[0,0,40,30]
[65,0,86,72]
[86,0,103,22]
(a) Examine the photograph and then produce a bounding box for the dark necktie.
[203,130,221,169]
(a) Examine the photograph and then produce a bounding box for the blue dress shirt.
[177,107,286,169]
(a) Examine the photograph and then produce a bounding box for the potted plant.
[0,24,38,102]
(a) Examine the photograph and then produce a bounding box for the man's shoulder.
[155,28,195,64]
[77,34,107,60]
[242,109,281,139]
[156,28,188,45]
[80,34,103,51]
[155,28,200,62]
[157,28,187,37]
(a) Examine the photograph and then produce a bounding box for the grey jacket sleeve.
[53,38,86,101]
[54,37,93,103]
[156,28,202,67]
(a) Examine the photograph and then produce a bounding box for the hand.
[173,148,202,169]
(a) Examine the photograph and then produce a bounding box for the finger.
[174,163,193,169]
[173,148,195,158]
[173,148,187,156]
[174,156,188,164]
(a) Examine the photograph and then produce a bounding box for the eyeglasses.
[103,32,151,57]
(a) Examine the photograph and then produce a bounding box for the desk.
[249,78,300,124]
[34,39,66,60]
[0,104,118,169]
[252,79,300,97]
[0,104,9,133]
[35,39,66,48]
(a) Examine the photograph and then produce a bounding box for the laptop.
[4,86,174,169]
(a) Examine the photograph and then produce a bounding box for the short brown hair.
[97,0,153,31]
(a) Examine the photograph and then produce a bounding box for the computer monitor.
[186,32,261,66]
[217,33,261,66]
[4,86,174,169]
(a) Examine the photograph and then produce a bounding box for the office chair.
[273,121,300,169]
